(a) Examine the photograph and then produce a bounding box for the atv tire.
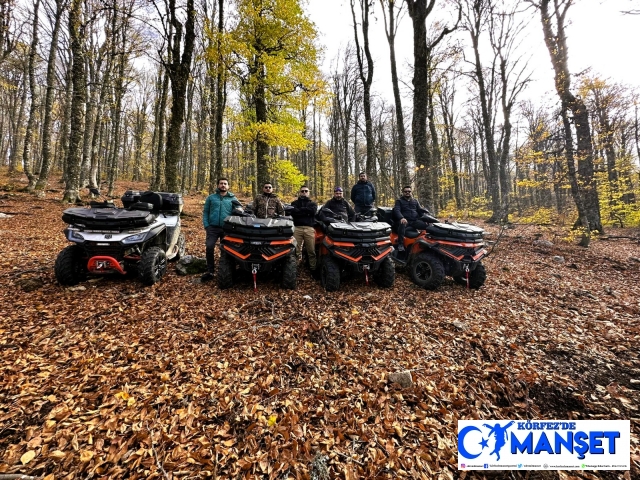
[409,251,445,290]
[54,245,87,286]
[281,253,297,289]
[454,262,487,289]
[139,247,167,285]
[320,257,341,292]
[374,256,395,288]
[217,250,235,290]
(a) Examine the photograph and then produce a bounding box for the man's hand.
[400,218,408,225]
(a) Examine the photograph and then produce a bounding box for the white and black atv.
[54,189,185,286]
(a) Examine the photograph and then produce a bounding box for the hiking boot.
[391,248,407,265]
[200,272,214,282]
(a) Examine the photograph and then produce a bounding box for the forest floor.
[0,173,639,480]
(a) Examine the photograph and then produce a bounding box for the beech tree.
[405,0,459,210]
[34,0,65,193]
[380,0,410,186]
[22,0,40,191]
[62,0,87,203]
[534,0,603,244]
[163,0,196,193]
[227,0,322,187]
[350,0,375,178]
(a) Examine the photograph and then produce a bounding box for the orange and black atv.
[314,208,395,291]
[218,211,296,290]
[377,207,488,290]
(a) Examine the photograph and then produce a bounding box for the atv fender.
[414,239,434,252]
[146,224,167,248]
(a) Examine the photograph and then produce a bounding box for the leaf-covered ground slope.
[1,178,639,479]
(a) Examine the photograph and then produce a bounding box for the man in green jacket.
[201,178,242,282]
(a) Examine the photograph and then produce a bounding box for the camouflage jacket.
[253,193,285,219]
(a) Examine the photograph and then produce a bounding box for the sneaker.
[200,272,214,282]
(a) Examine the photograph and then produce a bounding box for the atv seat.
[404,227,421,239]
[138,191,163,211]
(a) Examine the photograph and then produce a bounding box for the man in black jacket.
[393,186,429,254]
[318,187,356,224]
[291,185,318,271]
[350,172,376,214]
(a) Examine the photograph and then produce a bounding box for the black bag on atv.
[425,222,484,242]
[326,221,392,243]
[223,215,295,241]
[61,207,157,230]
[121,190,184,213]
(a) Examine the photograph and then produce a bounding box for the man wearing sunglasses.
[291,185,318,272]
[392,186,429,257]
[253,182,285,219]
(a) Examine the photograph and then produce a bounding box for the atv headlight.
[121,232,147,244]
[67,229,85,243]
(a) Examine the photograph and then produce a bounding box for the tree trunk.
[56,59,73,183]
[440,87,461,208]
[107,8,129,196]
[406,0,432,209]
[164,0,195,193]
[62,0,87,203]
[88,53,114,189]
[8,62,27,174]
[539,0,602,238]
[254,60,270,186]
[22,0,41,191]
[214,0,226,185]
[382,0,410,186]
[35,0,63,192]
[405,0,456,210]
[427,69,441,213]
[350,0,375,178]
[466,0,500,221]
[151,67,169,190]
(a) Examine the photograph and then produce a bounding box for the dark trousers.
[397,219,427,246]
[205,226,224,273]
[354,205,373,214]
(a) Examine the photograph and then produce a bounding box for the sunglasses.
[403,190,412,193]
[300,189,309,192]
[264,186,273,189]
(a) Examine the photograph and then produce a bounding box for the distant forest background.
[1,0,639,244]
